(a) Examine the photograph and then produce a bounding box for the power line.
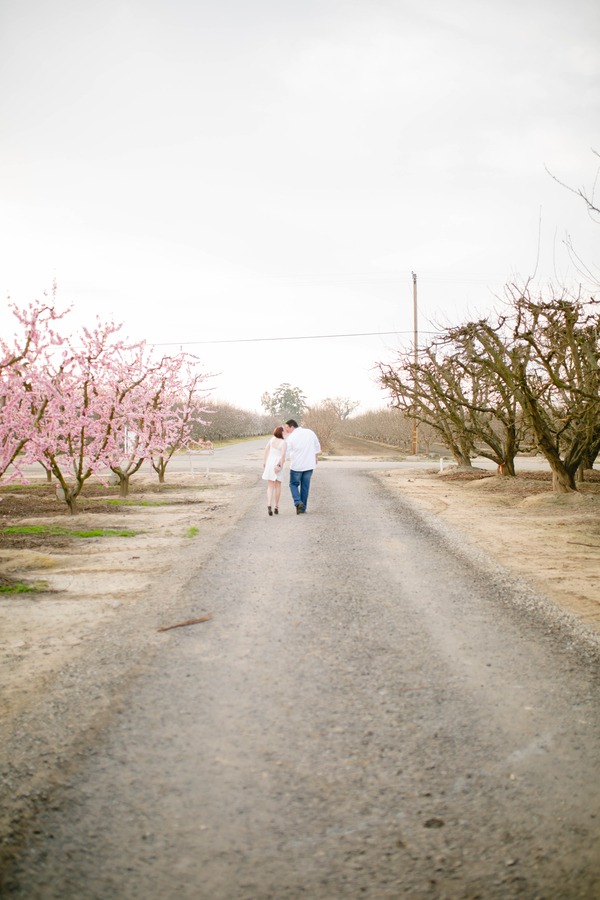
[224,272,507,287]
[151,329,440,348]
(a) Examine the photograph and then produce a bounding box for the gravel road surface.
[3,447,600,899]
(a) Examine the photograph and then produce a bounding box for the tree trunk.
[451,452,473,468]
[498,459,516,476]
[551,467,577,493]
[110,466,131,498]
[119,474,130,497]
[65,489,78,514]
[522,402,578,493]
[580,451,595,471]
[502,426,517,476]
[151,456,168,484]
[50,469,78,513]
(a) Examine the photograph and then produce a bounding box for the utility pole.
[412,271,419,456]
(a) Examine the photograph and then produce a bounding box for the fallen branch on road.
[158,613,213,632]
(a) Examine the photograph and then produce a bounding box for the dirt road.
[2,452,599,898]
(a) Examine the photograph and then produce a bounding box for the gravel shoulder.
[373,464,600,637]
[0,468,257,880]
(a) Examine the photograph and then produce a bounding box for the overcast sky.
[1,0,598,414]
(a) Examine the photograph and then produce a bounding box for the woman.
[262,426,286,515]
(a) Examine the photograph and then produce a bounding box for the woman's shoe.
[274,507,279,515]
[268,506,273,516]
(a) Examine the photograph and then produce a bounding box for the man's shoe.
[296,502,305,514]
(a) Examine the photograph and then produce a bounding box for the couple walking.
[262,419,321,516]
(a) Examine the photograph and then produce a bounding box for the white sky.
[1,0,599,414]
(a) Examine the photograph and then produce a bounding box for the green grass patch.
[185,526,200,538]
[0,579,49,594]
[1,525,139,538]
[0,582,38,593]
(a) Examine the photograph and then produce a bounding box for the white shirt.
[285,426,321,471]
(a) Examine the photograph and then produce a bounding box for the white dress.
[262,437,285,482]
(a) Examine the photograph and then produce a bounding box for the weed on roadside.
[1,525,140,538]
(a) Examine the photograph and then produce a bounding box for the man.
[282,419,321,514]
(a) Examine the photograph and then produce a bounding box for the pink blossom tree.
[148,357,210,485]
[26,318,151,513]
[0,290,68,482]
[104,344,173,497]
[1,296,212,509]
[107,349,210,496]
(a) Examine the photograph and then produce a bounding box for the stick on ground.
[158,613,213,632]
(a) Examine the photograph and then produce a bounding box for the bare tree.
[546,149,600,220]
[442,320,531,475]
[194,401,274,443]
[378,348,477,468]
[342,408,416,451]
[456,286,600,491]
[378,280,600,490]
[512,286,600,490]
[546,150,600,288]
[321,396,360,420]
[303,403,339,453]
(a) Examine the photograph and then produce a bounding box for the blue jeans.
[289,469,313,509]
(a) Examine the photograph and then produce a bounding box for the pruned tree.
[443,285,600,491]
[378,348,477,467]
[511,286,600,490]
[441,320,531,475]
